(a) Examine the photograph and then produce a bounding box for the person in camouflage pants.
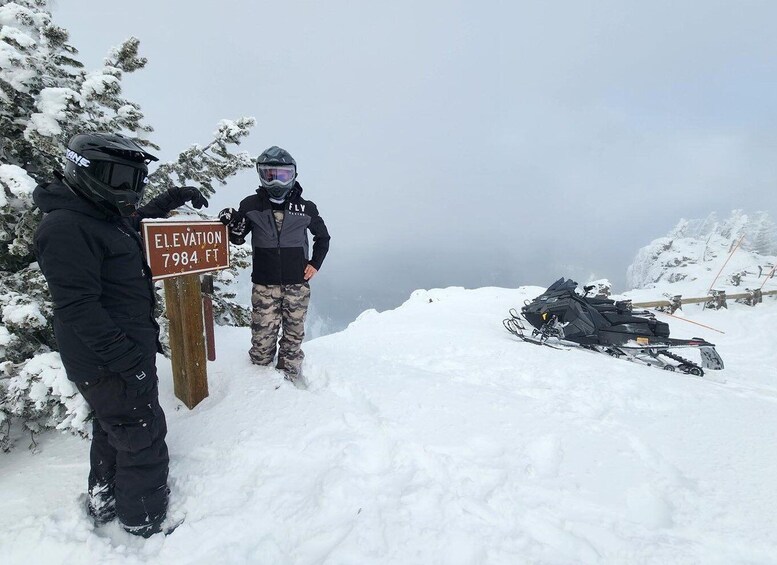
[219,146,330,384]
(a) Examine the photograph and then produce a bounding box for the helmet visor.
[92,161,148,193]
[258,165,295,185]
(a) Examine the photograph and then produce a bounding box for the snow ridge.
[627,210,777,294]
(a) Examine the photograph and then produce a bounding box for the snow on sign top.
[141,219,229,280]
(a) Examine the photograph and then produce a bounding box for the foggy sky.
[54,1,777,331]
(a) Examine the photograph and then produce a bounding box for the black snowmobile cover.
[521,278,670,346]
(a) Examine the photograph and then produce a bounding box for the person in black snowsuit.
[218,146,329,385]
[33,132,208,537]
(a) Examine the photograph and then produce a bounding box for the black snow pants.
[76,374,169,535]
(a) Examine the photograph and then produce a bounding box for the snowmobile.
[504,278,724,376]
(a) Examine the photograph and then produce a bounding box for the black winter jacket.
[33,179,162,382]
[234,183,330,285]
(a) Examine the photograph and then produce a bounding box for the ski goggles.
[91,160,149,193]
[257,165,295,185]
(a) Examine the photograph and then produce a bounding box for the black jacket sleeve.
[35,219,145,374]
[307,202,330,270]
[136,189,180,219]
[127,192,171,232]
[136,187,208,219]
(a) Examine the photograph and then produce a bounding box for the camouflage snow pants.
[250,283,310,377]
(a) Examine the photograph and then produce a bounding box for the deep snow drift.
[2,285,777,564]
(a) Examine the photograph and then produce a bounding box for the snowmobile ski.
[503,311,568,350]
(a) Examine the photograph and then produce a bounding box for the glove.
[218,207,239,226]
[120,360,158,398]
[218,207,248,244]
[171,186,208,209]
[138,186,208,217]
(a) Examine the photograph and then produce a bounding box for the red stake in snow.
[759,263,777,291]
[707,234,745,294]
[652,310,725,334]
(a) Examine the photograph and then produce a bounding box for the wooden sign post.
[142,220,230,409]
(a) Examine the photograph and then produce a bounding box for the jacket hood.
[33,177,108,219]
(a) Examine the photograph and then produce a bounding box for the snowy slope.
[2,286,777,564]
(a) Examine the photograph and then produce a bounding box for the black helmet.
[63,132,158,217]
[256,146,296,200]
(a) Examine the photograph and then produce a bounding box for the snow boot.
[277,360,307,389]
[83,483,116,527]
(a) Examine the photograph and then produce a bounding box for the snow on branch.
[25,86,82,137]
[148,117,257,198]
[105,36,147,73]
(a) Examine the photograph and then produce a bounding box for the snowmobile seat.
[653,320,670,337]
[601,312,653,326]
[589,302,619,314]
[600,313,670,338]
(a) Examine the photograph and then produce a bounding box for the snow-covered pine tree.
[146,118,255,334]
[148,118,256,327]
[746,211,777,256]
[0,0,254,451]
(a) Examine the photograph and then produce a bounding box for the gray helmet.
[256,146,296,200]
[63,132,158,217]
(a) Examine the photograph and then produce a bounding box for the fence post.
[201,275,217,362]
[657,295,683,314]
[737,288,763,307]
[705,290,728,310]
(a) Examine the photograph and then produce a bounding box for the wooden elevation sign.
[142,220,229,281]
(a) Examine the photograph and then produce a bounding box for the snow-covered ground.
[2,285,777,564]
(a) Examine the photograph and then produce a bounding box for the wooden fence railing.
[631,289,777,310]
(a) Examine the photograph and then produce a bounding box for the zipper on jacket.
[269,207,284,282]
[277,208,284,282]
[116,218,159,335]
